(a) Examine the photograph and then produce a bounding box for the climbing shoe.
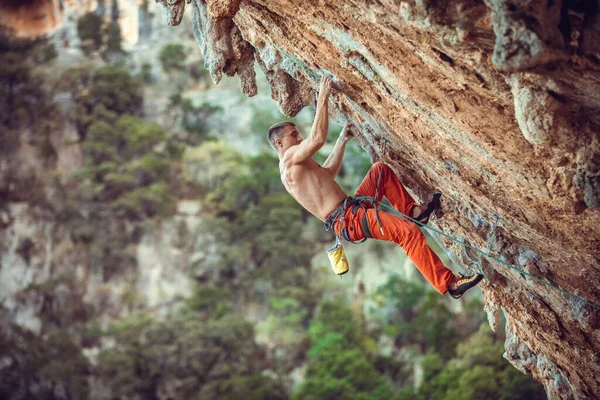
[414,192,442,225]
[448,273,484,299]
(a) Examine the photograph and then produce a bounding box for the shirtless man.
[267,76,483,298]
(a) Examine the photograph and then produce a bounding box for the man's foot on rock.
[448,273,484,299]
[413,192,442,226]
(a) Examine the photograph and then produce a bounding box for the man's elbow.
[310,126,328,144]
[308,135,326,150]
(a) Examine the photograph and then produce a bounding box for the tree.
[294,300,393,400]
[89,65,143,120]
[159,43,189,73]
[76,115,173,220]
[0,326,90,399]
[68,115,176,280]
[180,98,221,141]
[77,12,103,54]
[417,325,546,400]
[371,275,460,358]
[138,62,154,84]
[104,21,123,55]
[98,305,287,399]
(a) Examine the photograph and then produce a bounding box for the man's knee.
[371,161,390,175]
[372,161,384,170]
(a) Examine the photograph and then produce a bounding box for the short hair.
[267,121,296,151]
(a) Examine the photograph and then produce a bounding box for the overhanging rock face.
[177,0,599,398]
[157,1,600,397]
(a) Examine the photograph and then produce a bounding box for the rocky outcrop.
[0,0,67,37]
[0,0,140,48]
[155,1,600,398]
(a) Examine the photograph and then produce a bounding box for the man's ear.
[276,138,282,147]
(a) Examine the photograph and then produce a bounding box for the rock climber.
[267,75,483,298]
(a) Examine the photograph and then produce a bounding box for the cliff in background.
[0,0,139,48]
[149,0,600,398]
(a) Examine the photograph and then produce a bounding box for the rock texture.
[0,0,68,37]
[0,0,140,48]
[152,1,600,398]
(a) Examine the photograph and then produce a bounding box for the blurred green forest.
[0,14,545,400]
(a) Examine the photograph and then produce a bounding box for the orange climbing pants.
[330,162,455,295]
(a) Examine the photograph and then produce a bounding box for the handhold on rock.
[320,70,344,92]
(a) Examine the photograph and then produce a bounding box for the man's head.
[267,121,302,155]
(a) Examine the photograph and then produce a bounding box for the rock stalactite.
[191,0,257,96]
[153,1,600,398]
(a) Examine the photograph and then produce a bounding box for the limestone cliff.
[152,0,600,399]
[0,0,140,48]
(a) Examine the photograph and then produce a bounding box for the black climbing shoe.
[414,192,442,225]
[448,273,484,299]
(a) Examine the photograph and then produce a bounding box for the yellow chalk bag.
[327,237,350,275]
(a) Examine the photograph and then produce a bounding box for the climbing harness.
[323,139,389,274]
[324,197,366,275]
[324,138,600,310]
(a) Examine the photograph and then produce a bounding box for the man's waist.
[324,196,363,230]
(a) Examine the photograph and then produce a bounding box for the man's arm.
[322,124,353,178]
[289,76,332,164]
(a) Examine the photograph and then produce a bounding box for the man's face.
[277,125,302,150]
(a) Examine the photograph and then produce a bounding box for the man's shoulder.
[282,146,304,168]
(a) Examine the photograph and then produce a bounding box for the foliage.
[184,142,320,368]
[33,41,58,63]
[22,274,94,328]
[0,32,59,156]
[138,62,154,84]
[294,300,393,400]
[0,326,90,399]
[99,307,287,399]
[49,65,157,280]
[179,98,222,141]
[186,284,232,318]
[58,64,143,135]
[250,105,285,137]
[104,21,123,55]
[308,300,362,348]
[0,32,60,212]
[184,142,283,209]
[371,275,462,359]
[62,108,176,279]
[75,115,174,220]
[77,12,103,54]
[159,43,189,73]
[336,141,372,191]
[89,65,143,121]
[416,325,546,400]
